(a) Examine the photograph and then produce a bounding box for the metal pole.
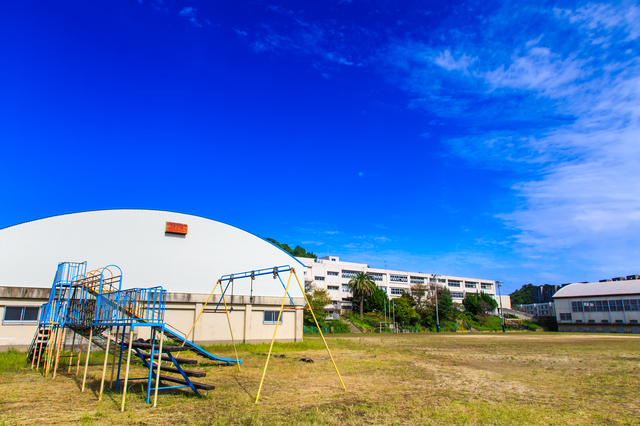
[432,274,440,333]
[98,328,111,401]
[81,328,93,392]
[153,328,164,408]
[121,327,134,412]
[392,300,395,332]
[497,281,505,333]
[68,331,76,374]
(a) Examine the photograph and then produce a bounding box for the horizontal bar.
[219,265,292,282]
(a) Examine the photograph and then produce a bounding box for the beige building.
[0,210,306,349]
[297,255,498,310]
[554,280,640,333]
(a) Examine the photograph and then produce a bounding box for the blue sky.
[1,1,639,293]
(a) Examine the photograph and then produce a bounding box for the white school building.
[296,256,507,311]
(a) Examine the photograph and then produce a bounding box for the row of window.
[3,306,40,323]
[451,292,464,298]
[560,312,639,324]
[390,288,404,295]
[314,272,493,290]
[328,286,339,291]
[572,299,640,313]
[3,306,290,327]
[342,270,358,279]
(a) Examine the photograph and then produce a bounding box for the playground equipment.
[184,265,346,403]
[28,262,345,409]
[453,320,472,333]
[27,262,240,411]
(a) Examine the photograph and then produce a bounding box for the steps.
[131,338,214,394]
[27,327,50,361]
[339,316,363,333]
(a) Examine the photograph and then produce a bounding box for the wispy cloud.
[244,11,377,70]
[179,6,201,27]
[384,2,640,278]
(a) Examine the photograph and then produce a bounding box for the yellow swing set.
[183,266,346,403]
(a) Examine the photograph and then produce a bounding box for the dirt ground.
[1,332,639,425]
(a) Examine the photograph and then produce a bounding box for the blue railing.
[93,287,166,326]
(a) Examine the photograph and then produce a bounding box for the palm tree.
[348,272,377,320]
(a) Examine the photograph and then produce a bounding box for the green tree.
[266,238,317,259]
[510,284,535,306]
[304,283,332,327]
[410,283,429,309]
[392,297,419,326]
[363,286,389,313]
[463,292,499,316]
[437,288,455,321]
[348,272,377,320]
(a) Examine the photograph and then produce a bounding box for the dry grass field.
[1,332,639,425]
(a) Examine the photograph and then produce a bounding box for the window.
[584,301,596,312]
[595,300,605,312]
[560,313,572,321]
[480,283,492,290]
[451,292,464,298]
[588,319,595,323]
[327,271,339,276]
[615,319,624,323]
[342,270,358,279]
[631,319,638,323]
[342,285,350,292]
[465,282,477,289]
[3,306,40,323]
[390,288,404,295]
[327,286,339,291]
[630,299,639,311]
[610,300,624,312]
[410,276,424,284]
[448,281,461,288]
[369,272,384,282]
[390,275,408,283]
[571,301,583,312]
[263,311,283,324]
[601,319,609,323]
[623,299,632,311]
[315,276,325,281]
[575,319,583,323]
[438,278,446,283]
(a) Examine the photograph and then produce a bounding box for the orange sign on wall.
[166,222,188,235]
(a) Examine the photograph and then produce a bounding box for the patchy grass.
[1,333,639,425]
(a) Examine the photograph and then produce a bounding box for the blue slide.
[162,326,242,364]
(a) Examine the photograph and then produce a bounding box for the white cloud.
[179,7,201,27]
[433,50,475,73]
[385,2,640,281]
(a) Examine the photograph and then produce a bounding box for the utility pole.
[496,280,505,332]
[431,274,441,332]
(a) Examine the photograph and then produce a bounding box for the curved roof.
[553,280,640,299]
[0,209,304,297]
